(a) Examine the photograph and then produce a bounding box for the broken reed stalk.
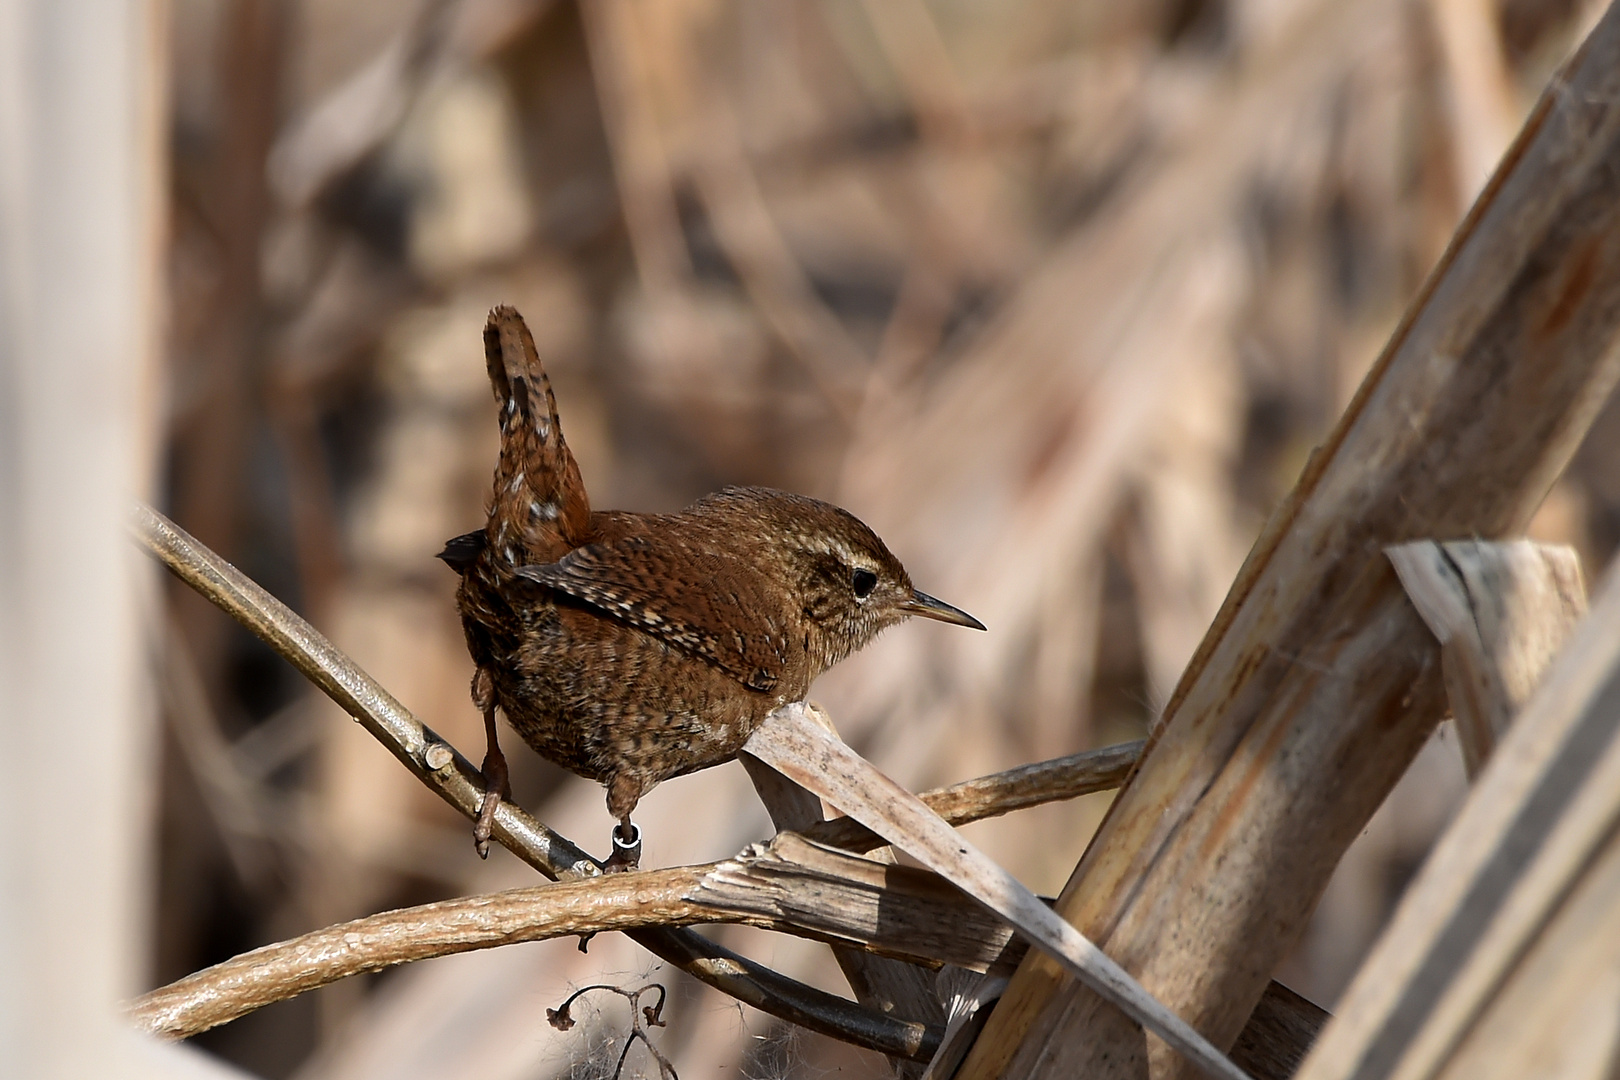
[959,6,1620,1077]
[1386,539,1586,778]
[741,724,953,1046]
[129,504,1140,1058]
[744,704,1249,1080]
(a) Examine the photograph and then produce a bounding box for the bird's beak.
[901,590,987,631]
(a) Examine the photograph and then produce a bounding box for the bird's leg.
[602,774,642,872]
[470,663,511,856]
[603,817,641,872]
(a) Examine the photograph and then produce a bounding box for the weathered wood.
[744,704,1251,1080]
[691,833,1018,973]
[1295,557,1620,1080]
[1388,539,1586,776]
[958,4,1620,1075]
[1233,984,1332,1080]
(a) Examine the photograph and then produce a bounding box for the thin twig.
[132,502,598,877]
[801,739,1142,854]
[130,504,938,1060]
[128,831,1029,1041]
[129,505,1139,1057]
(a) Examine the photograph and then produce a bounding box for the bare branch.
[131,865,714,1039]
[130,504,939,1060]
[129,832,1025,1040]
[129,504,1143,1058]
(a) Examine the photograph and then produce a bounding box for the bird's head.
[697,487,985,674]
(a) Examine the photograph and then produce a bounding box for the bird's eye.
[852,568,878,599]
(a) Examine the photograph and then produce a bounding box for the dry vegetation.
[153,0,1620,1076]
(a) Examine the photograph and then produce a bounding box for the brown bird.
[440,307,984,865]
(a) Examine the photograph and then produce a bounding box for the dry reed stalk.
[741,723,948,1062]
[1294,556,1620,1080]
[1387,540,1587,776]
[958,3,1620,1075]
[744,704,1250,1080]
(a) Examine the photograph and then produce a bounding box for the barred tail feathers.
[482,306,591,563]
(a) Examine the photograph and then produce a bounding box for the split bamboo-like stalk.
[1387,539,1586,776]
[741,726,948,1066]
[959,5,1620,1076]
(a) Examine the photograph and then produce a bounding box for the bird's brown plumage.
[443,306,983,860]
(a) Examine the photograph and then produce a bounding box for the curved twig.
[131,505,941,1059]
[132,865,720,1039]
[129,828,1050,1041]
[549,982,678,1080]
[129,504,1139,1060]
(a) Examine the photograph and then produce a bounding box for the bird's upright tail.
[481,305,591,566]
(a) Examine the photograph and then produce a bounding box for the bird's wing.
[517,537,792,693]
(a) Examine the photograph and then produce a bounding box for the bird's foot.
[602,821,641,872]
[472,744,511,859]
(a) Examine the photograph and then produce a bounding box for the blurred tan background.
[147,0,1620,1076]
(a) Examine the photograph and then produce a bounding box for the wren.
[440,306,984,865]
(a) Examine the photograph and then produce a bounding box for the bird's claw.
[472,745,511,859]
[473,790,501,858]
